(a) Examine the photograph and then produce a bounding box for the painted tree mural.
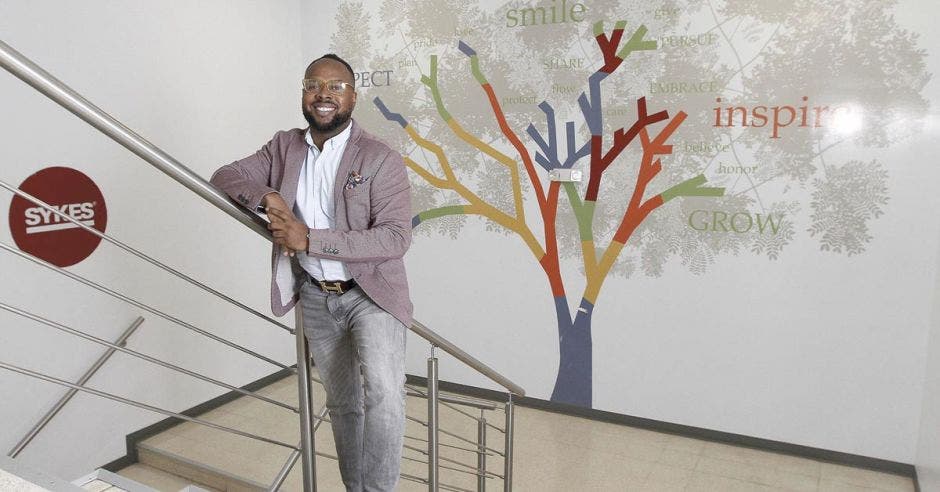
[332,0,930,407]
[375,23,724,405]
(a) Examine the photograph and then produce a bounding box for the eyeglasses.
[302,78,354,94]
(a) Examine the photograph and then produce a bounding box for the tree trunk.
[550,298,594,406]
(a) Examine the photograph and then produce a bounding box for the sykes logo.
[9,167,107,267]
[24,201,97,234]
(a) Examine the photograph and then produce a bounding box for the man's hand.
[265,202,309,257]
[262,192,291,216]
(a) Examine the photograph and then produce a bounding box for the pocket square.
[344,170,370,190]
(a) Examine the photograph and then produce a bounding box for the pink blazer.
[210,120,413,327]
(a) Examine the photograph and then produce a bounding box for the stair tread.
[116,464,216,492]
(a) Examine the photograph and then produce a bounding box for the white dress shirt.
[294,124,352,281]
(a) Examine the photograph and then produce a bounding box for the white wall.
[916,233,940,490]
[0,0,303,479]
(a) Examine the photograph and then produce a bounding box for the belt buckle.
[319,280,344,294]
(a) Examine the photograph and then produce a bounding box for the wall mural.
[330,0,930,407]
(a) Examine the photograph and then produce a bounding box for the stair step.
[116,464,217,492]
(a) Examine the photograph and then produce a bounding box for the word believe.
[713,96,854,139]
[688,210,782,235]
[506,0,587,27]
[24,202,96,234]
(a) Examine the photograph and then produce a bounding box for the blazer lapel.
[280,131,308,208]
[333,120,362,229]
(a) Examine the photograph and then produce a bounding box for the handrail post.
[8,316,144,458]
[294,305,317,492]
[427,345,439,491]
[477,411,487,492]
[504,395,515,492]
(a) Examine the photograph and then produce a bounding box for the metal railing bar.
[405,382,507,437]
[439,482,475,492]
[0,360,297,450]
[399,470,473,492]
[268,405,329,492]
[440,428,504,457]
[401,449,502,480]
[403,444,502,479]
[8,316,144,458]
[399,473,428,486]
[0,181,294,335]
[405,415,504,457]
[411,320,525,396]
[406,384,497,413]
[403,435,496,457]
[0,303,297,413]
[0,240,290,370]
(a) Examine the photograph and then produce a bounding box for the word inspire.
[713,96,857,139]
[24,202,96,234]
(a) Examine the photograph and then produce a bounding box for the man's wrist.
[260,191,279,207]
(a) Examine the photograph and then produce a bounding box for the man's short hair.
[308,54,355,80]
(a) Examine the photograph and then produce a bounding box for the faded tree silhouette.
[330,0,930,406]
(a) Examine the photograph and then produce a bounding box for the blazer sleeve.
[306,149,412,262]
[209,133,281,211]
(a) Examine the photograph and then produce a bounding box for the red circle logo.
[8,167,108,267]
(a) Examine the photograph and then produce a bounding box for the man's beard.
[304,106,352,133]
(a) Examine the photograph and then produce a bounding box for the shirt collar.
[304,122,353,152]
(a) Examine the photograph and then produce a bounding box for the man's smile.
[314,103,337,115]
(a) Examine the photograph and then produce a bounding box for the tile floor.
[121,375,917,491]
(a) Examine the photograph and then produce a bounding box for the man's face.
[302,59,357,133]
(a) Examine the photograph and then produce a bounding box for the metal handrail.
[0,37,524,491]
[0,303,296,412]
[0,241,289,370]
[412,321,525,396]
[0,40,270,238]
[0,38,525,398]
[0,181,294,335]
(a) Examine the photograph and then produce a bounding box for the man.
[210,54,412,492]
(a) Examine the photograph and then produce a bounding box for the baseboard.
[100,367,295,472]
[103,367,916,483]
[406,374,917,480]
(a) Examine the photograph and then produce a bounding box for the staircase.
[111,374,502,491]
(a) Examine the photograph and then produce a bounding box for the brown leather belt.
[309,275,356,295]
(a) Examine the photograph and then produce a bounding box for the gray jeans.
[300,281,407,492]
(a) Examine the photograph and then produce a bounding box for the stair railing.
[0,38,525,491]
